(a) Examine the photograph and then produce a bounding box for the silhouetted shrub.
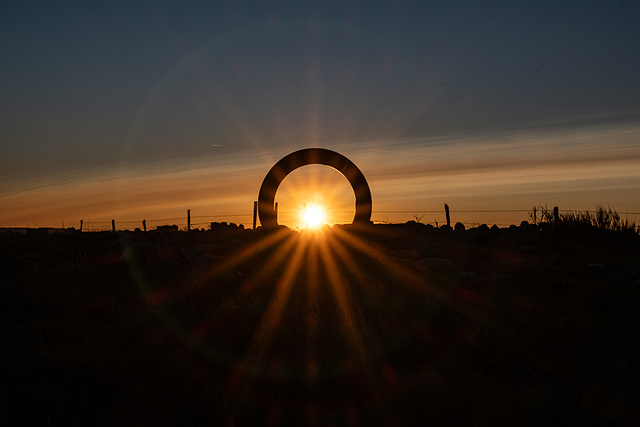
[531,205,637,234]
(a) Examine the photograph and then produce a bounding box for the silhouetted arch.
[258,148,372,229]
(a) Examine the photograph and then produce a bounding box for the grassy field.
[1,222,639,425]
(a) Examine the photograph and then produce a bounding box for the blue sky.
[2,1,640,227]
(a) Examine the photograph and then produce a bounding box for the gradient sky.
[2,1,639,228]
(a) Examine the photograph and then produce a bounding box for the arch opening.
[257,148,372,229]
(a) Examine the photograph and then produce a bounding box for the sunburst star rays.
[130,224,455,424]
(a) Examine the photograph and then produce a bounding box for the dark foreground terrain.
[1,222,639,425]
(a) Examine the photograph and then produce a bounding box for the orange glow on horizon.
[1,124,639,229]
[274,164,356,229]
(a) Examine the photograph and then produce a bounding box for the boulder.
[414,257,456,273]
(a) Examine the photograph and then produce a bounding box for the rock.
[155,225,179,232]
[202,252,224,262]
[120,241,156,262]
[120,247,134,263]
[414,257,456,273]
[223,238,245,253]
[179,247,208,269]
[402,248,422,260]
[191,243,222,255]
[520,244,537,253]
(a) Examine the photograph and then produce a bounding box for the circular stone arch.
[258,148,372,229]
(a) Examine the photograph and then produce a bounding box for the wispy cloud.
[1,123,639,227]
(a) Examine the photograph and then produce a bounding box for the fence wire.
[71,207,640,232]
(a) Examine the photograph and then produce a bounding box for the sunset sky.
[2,1,639,229]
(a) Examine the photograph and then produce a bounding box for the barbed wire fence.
[74,205,640,232]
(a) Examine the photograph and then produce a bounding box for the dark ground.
[1,222,639,425]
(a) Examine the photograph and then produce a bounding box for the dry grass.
[531,205,638,233]
[1,224,639,424]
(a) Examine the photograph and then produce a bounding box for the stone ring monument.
[258,148,372,229]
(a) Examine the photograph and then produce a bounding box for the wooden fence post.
[142,219,146,232]
[80,219,83,232]
[187,209,191,231]
[253,201,257,230]
[112,219,116,233]
[444,204,450,227]
[553,206,559,224]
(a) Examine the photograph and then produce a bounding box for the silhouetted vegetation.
[531,205,638,234]
[1,223,639,425]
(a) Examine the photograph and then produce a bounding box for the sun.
[303,206,325,228]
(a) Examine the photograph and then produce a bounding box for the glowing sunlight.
[303,205,325,228]
[274,165,355,229]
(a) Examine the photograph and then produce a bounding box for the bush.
[530,205,638,234]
